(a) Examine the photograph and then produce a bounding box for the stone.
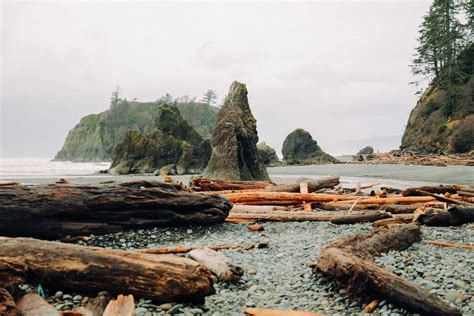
[282,129,338,165]
[257,142,280,166]
[159,303,173,311]
[109,103,211,175]
[203,81,270,181]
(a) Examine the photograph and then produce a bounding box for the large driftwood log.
[315,224,460,315]
[0,288,17,316]
[0,237,214,303]
[402,185,458,196]
[263,176,340,193]
[330,211,392,225]
[0,181,232,239]
[416,206,474,226]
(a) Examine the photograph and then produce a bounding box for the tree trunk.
[315,224,460,315]
[330,211,392,225]
[263,176,340,193]
[416,206,474,226]
[228,211,335,222]
[0,237,214,303]
[224,192,359,205]
[0,181,232,239]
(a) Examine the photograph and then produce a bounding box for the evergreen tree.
[201,90,217,106]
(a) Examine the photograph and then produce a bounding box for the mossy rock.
[282,129,338,165]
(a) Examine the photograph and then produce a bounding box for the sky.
[1,0,432,159]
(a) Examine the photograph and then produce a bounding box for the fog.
[1,1,431,158]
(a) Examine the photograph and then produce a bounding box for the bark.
[330,211,392,225]
[0,237,214,303]
[224,192,359,205]
[228,211,335,222]
[191,178,271,191]
[0,288,17,316]
[416,206,474,226]
[0,181,232,239]
[402,186,458,196]
[263,176,340,193]
[315,224,460,315]
[332,196,436,205]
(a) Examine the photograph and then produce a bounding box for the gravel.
[19,222,473,315]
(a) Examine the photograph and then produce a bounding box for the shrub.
[450,116,474,153]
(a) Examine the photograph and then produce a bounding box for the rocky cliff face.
[401,44,474,154]
[109,104,211,175]
[54,100,218,161]
[282,129,338,165]
[203,81,270,181]
[257,142,280,166]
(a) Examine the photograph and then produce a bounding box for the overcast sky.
[1,1,431,159]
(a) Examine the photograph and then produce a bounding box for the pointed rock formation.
[203,81,270,181]
[109,104,211,174]
[282,129,338,165]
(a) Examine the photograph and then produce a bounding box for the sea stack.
[203,81,270,181]
[109,104,211,174]
[282,128,338,165]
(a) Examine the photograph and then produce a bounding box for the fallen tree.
[228,211,335,222]
[0,237,214,303]
[315,224,461,315]
[416,206,474,226]
[402,186,458,196]
[224,192,359,205]
[0,181,232,239]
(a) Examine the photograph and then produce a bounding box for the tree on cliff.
[110,85,121,106]
[201,90,218,106]
[411,0,472,93]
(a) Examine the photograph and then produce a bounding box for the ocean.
[0,158,472,187]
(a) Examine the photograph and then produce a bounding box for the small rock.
[159,303,173,311]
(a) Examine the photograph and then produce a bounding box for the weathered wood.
[318,202,441,213]
[188,248,243,281]
[231,205,290,212]
[363,299,380,313]
[416,206,474,226]
[372,214,414,227]
[228,211,335,222]
[0,180,232,239]
[330,211,392,225]
[244,308,324,316]
[0,288,17,316]
[427,240,474,249]
[16,293,60,316]
[332,196,436,205]
[0,237,214,303]
[224,192,359,205]
[136,245,242,254]
[263,176,340,193]
[402,186,458,196]
[407,189,469,205]
[192,178,271,191]
[315,224,460,315]
[103,294,135,316]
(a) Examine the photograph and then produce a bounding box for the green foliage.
[357,146,374,155]
[422,99,441,116]
[451,116,474,152]
[438,123,448,134]
[201,89,218,106]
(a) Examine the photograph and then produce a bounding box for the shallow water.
[0,158,472,186]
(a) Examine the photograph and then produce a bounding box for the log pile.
[358,151,474,167]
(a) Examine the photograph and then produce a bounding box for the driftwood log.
[191,178,271,191]
[402,185,458,196]
[0,180,232,239]
[330,211,392,225]
[416,206,474,226]
[263,176,340,193]
[188,248,243,281]
[315,224,461,315]
[0,288,16,316]
[0,237,214,303]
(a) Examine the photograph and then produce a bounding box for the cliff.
[109,104,211,174]
[54,100,218,161]
[401,44,474,154]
